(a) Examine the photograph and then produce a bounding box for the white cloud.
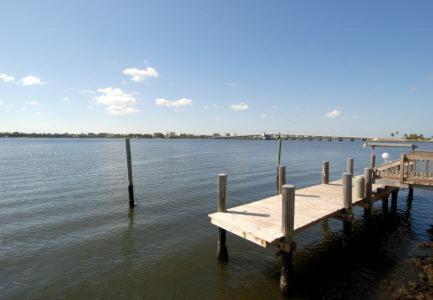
[123,67,158,82]
[230,102,248,112]
[26,101,40,106]
[81,89,95,95]
[34,112,44,116]
[95,87,139,115]
[272,105,278,110]
[62,97,70,101]
[409,86,417,92]
[260,114,268,118]
[0,101,3,105]
[325,109,343,119]
[21,75,44,86]
[227,82,239,88]
[0,73,14,82]
[155,97,192,108]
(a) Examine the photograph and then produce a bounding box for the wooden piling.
[342,173,352,234]
[408,187,414,202]
[391,190,398,213]
[278,165,286,195]
[371,148,376,169]
[125,138,135,208]
[354,175,365,199]
[276,135,282,192]
[347,158,354,175]
[217,174,228,262]
[280,184,295,295]
[322,161,329,184]
[382,193,389,214]
[342,173,352,214]
[364,168,373,218]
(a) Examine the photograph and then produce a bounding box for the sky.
[0,0,432,137]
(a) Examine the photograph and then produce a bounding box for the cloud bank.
[21,75,44,86]
[0,73,14,82]
[95,87,139,115]
[123,67,158,82]
[325,109,342,119]
[155,98,192,108]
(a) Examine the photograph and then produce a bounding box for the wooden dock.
[207,155,424,294]
[209,178,388,251]
[208,151,433,295]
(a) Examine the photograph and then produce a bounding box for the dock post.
[217,174,229,262]
[378,188,389,214]
[276,135,282,192]
[370,147,376,169]
[278,165,286,195]
[391,190,398,213]
[363,168,373,219]
[322,161,329,184]
[280,184,295,295]
[408,187,414,202]
[125,138,135,208]
[354,175,365,199]
[342,173,353,234]
[347,158,354,175]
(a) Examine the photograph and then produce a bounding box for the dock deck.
[209,179,386,249]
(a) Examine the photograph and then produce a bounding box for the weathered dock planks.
[209,179,388,249]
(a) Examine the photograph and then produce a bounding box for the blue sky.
[0,0,432,136]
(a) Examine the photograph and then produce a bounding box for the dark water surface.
[1,138,433,299]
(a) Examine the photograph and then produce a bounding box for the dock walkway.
[209,179,385,250]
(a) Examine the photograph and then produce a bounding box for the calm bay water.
[1,138,433,299]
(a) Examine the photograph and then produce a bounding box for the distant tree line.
[0,132,215,139]
[390,131,432,141]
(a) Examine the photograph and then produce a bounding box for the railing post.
[217,174,228,262]
[280,184,295,295]
[399,154,405,183]
[322,161,329,184]
[278,165,286,195]
[347,158,354,175]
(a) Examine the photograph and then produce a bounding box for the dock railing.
[374,151,433,187]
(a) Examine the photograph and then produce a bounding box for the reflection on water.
[1,138,433,299]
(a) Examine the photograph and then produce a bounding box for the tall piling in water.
[125,138,135,208]
[280,184,295,295]
[217,174,229,262]
[276,134,282,193]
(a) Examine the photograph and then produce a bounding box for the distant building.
[166,131,176,138]
[261,132,271,140]
[153,132,165,138]
[225,133,230,137]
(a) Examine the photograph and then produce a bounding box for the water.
[1,138,433,299]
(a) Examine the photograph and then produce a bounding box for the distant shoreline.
[1,134,432,143]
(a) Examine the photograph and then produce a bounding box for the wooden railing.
[374,151,433,187]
